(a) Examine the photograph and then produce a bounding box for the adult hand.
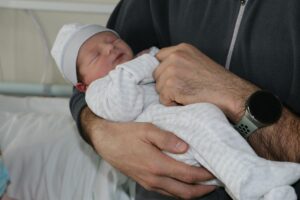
[81,107,216,199]
[153,43,300,163]
[154,43,258,122]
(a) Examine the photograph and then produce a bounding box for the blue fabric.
[0,158,9,197]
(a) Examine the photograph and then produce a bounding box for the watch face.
[248,91,282,124]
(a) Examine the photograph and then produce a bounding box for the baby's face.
[77,31,133,86]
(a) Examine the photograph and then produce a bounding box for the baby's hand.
[136,47,159,57]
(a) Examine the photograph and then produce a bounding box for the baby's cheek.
[100,65,114,77]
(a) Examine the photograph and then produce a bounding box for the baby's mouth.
[114,52,125,64]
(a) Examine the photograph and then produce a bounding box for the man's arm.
[154,43,300,162]
[249,108,300,162]
[69,87,92,144]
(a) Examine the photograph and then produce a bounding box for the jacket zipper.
[225,0,248,70]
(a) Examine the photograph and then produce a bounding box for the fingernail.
[175,141,187,151]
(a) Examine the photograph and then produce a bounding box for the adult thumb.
[146,128,189,154]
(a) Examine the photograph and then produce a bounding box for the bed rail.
[0,82,72,97]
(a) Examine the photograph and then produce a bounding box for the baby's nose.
[102,43,114,54]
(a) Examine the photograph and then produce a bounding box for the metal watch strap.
[234,116,258,138]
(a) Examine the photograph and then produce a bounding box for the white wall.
[0,0,118,85]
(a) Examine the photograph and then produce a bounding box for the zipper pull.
[240,0,246,5]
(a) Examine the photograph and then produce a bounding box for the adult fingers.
[155,43,194,62]
[155,45,180,62]
[159,94,178,107]
[154,48,183,81]
[136,150,216,198]
[145,126,189,153]
[143,125,215,182]
[166,162,215,183]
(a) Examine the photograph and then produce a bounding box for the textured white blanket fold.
[86,50,300,200]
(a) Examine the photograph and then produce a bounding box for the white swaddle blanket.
[86,48,300,200]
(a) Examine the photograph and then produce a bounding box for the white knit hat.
[51,23,118,85]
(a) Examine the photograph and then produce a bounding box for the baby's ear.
[75,83,87,92]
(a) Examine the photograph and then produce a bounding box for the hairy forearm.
[248,108,300,162]
[219,74,300,162]
[221,74,300,162]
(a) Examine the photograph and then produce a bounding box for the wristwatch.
[234,90,283,138]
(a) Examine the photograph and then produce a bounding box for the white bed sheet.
[0,94,133,200]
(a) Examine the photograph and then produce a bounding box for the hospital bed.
[0,94,133,200]
[0,95,95,200]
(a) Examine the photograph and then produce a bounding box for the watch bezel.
[234,90,283,138]
[246,90,283,126]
